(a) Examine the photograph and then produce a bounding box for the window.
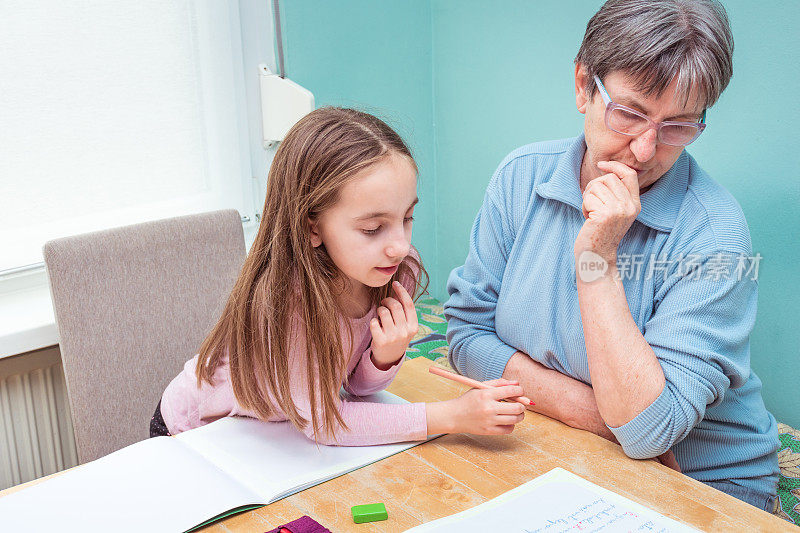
[0,1,255,272]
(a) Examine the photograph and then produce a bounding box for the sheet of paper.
[0,436,259,533]
[176,390,426,501]
[405,468,697,533]
[0,391,428,532]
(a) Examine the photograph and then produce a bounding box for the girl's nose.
[386,232,410,260]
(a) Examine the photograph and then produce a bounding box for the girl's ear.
[308,217,323,247]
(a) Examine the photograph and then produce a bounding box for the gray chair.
[43,209,245,463]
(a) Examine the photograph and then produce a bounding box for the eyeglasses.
[593,74,706,146]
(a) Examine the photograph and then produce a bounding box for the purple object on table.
[265,515,331,533]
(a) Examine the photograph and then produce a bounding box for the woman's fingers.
[595,173,640,220]
[585,180,618,208]
[597,160,640,200]
[582,190,605,219]
[600,173,631,204]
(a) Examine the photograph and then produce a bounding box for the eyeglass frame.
[592,74,707,146]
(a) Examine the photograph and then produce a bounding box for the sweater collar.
[534,134,688,232]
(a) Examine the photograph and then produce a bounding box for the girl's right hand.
[426,379,527,436]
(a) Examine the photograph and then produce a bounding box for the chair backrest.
[43,209,246,463]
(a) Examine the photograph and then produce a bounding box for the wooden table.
[2,357,793,532]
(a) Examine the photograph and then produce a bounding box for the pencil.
[428,365,535,406]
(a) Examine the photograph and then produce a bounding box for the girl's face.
[310,153,418,296]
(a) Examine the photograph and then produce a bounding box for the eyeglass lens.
[607,107,700,146]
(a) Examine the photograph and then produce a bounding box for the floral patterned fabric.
[410,296,800,524]
[408,296,449,361]
[775,424,800,525]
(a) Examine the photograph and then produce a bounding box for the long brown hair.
[196,107,428,441]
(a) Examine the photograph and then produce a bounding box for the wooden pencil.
[428,365,535,406]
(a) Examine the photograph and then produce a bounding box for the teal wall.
[691,3,800,428]
[282,1,799,426]
[280,0,440,293]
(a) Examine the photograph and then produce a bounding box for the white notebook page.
[0,436,259,533]
[175,391,424,501]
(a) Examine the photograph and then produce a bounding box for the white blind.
[0,1,250,272]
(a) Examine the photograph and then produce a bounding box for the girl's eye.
[362,217,412,235]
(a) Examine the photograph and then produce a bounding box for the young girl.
[150,107,526,445]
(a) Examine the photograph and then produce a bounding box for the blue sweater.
[445,135,779,504]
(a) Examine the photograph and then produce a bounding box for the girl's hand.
[369,281,419,370]
[574,160,642,264]
[426,379,527,435]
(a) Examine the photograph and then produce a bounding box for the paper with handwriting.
[405,468,696,532]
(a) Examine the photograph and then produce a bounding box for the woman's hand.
[574,160,641,264]
[426,379,527,435]
[369,281,419,370]
[654,450,682,472]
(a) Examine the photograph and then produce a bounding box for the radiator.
[0,347,78,491]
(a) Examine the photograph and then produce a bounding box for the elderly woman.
[445,0,779,512]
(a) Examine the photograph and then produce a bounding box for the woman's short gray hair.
[575,0,734,109]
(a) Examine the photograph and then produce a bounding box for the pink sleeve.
[308,398,428,446]
[160,354,257,435]
[289,325,428,446]
[345,348,404,396]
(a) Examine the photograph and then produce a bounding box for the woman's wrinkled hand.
[654,450,682,472]
[574,160,642,264]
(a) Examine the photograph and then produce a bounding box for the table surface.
[1,357,793,532]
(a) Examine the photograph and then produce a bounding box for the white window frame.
[0,1,262,276]
[0,0,278,358]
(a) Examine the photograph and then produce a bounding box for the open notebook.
[405,467,698,532]
[0,391,426,533]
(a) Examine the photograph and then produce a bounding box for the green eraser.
[351,502,388,524]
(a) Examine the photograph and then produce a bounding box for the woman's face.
[575,66,705,192]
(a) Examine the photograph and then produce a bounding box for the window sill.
[0,269,58,360]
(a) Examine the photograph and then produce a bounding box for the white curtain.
[0,1,252,271]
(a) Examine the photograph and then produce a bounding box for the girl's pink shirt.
[160,268,428,446]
